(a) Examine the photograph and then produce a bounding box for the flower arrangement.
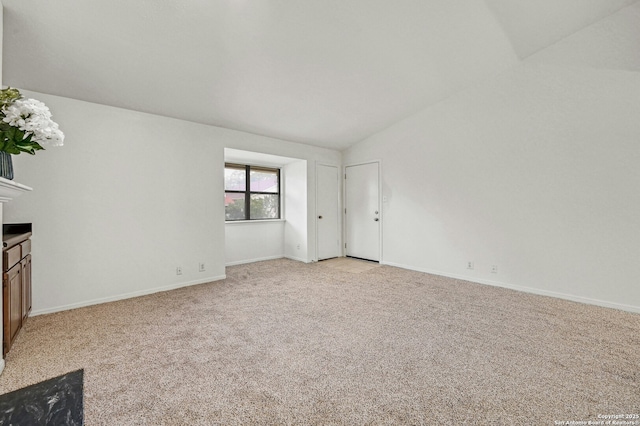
[0,87,64,155]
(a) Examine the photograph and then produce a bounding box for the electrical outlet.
[491,265,498,274]
[176,266,183,275]
[467,261,474,270]
[199,263,205,272]
[297,244,301,250]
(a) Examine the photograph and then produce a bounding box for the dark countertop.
[0,369,84,426]
[2,223,32,249]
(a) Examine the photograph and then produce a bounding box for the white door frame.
[315,162,341,262]
[343,160,383,262]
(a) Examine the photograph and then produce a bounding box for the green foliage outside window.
[225,164,280,220]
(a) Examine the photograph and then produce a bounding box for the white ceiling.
[484,0,638,58]
[2,0,637,150]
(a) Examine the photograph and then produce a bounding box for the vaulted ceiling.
[2,0,637,150]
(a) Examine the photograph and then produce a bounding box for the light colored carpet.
[0,259,638,425]
[320,257,380,273]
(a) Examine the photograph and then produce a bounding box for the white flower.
[2,98,65,146]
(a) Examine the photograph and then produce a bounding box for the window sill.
[225,219,286,225]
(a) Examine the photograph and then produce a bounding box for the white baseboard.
[225,255,311,267]
[284,255,310,263]
[382,261,640,314]
[226,255,284,266]
[31,275,226,316]
[0,359,4,376]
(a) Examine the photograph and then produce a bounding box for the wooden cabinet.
[22,254,32,323]
[5,262,22,353]
[2,229,32,358]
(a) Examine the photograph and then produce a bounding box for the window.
[225,163,280,221]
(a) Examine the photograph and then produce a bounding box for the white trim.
[225,255,310,266]
[0,177,32,203]
[315,162,341,262]
[382,261,640,314]
[30,275,226,316]
[284,255,310,263]
[0,359,4,376]
[343,160,383,262]
[225,219,285,225]
[226,255,284,266]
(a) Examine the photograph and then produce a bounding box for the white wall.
[0,3,3,86]
[4,91,340,315]
[283,160,308,261]
[6,92,224,314]
[217,142,339,263]
[343,7,640,313]
[225,221,285,266]
[222,150,309,266]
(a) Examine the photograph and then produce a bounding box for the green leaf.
[12,133,44,155]
[0,87,22,107]
[0,124,28,155]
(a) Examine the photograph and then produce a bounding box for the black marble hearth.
[0,369,84,425]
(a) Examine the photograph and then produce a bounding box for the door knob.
[318,216,323,219]
[374,218,379,221]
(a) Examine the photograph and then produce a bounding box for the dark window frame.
[225,163,281,221]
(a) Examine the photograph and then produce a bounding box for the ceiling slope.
[526,1,640,72]
[2,0,636,150]
[484,0,638,59]
[1,0,516,150]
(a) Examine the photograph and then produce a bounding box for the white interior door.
[317,164,340,260]
[345,162,380,262]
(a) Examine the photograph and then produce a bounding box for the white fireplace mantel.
[0,177,33,203]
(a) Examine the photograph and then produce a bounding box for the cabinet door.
[3,263,22,356]
[21,254,32,322]
[2,272,6,357]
